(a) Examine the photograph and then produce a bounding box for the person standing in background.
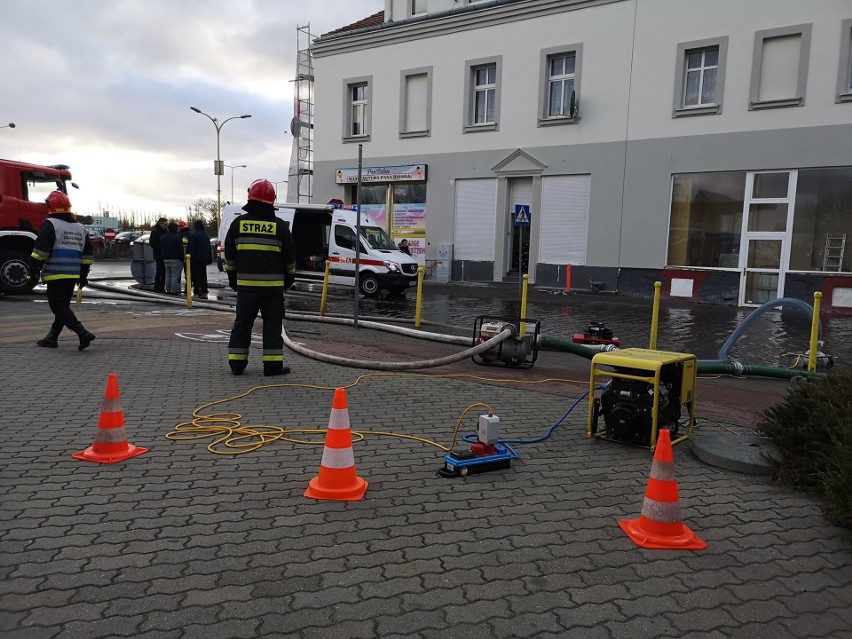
[149,217,168,293]
[187,220,213,298]
[160,222,184,295]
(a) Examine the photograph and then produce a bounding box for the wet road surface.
[86,261,850,370]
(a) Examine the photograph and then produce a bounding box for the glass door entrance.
[738,171,795,306]
[742,238,784,305]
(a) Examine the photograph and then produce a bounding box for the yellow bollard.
[807,292,822,372]
[519,274,529,337]
[185,254,192,309]
[415,266,424,328]
[319,260,331,316]
[649,281,662,350]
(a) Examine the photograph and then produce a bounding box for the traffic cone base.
[620,428,705,550]
[73,373,148,464]
[618,517,706,550]
[72,443,147,465]
[305,388,368,501]
[305,475,368,501]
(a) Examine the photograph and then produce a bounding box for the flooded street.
[89,261,850,370]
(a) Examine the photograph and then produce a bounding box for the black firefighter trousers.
[46,280,86,336]
[227,288,286,374]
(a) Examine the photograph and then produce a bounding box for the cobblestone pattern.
[1,302,851,638]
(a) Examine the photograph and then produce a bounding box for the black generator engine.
[596,364,684,446]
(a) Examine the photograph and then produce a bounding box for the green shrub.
[757,369,852,530]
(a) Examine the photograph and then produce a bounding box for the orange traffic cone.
[73,373,148,464]
[305,388,367,501]
[619,429,706,550]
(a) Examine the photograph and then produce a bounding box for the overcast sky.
[0,0,381,222]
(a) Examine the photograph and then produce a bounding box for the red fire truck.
[0,159,77,294]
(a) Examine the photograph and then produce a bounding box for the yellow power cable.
[165,370,587,456]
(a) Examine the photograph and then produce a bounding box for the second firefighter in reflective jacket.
[224,178,296,376]
[28,190,96,350]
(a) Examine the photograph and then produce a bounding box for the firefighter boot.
[263,364,291,377]
[73,324,96,351]
[37,326,61,348]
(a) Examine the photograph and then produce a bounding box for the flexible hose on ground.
[283,327,512,370]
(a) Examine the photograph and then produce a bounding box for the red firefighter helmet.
[246,179,276,204]
[178,220,188,229]
[46,190,72,213]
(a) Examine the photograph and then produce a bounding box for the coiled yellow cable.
[165,371,587,456]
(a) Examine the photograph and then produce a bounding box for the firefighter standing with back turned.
[29,190,96,350]
[224,179,296,376]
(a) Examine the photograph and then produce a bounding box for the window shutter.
[454,179,497,261]
[539,175,590,265]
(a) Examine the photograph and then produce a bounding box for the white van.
[217,203,419,295]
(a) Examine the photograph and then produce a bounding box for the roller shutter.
[453,178,497,261]
[539,175,590,265]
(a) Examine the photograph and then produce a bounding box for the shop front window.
[667,172,746,268]
[790,167,852,272]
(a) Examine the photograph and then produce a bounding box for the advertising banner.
[335,164,427,184]
[394,235,427,267]
[391,203,426,235]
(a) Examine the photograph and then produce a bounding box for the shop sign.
[335,164,427,184]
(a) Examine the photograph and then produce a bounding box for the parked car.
[113,231,142,245]
[89,232,105,250]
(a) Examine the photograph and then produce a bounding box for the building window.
[399,66,432,138]
[463,56,501,133]
[668,168,852,273]
[342,76,372,142]
[837,20,852,103]
[410,0,427,16]
[673,37,727,117]
[790,167,852,273]
[749,24,811,110]
[667,172,746,268]
[473,66,496,124]
[537,44,582,127]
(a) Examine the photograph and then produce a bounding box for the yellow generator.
[588,348,696,450]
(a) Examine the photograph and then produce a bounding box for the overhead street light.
[272,180,288,201]
[225,164,247,203]
[189,107,251,228]
[0,122,15,129]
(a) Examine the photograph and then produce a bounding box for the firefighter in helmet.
[28,190,96,350]
[224,179,296,375]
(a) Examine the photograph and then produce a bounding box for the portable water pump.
[472,316,540,368]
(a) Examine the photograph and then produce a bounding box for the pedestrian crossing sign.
[514,204,531,226]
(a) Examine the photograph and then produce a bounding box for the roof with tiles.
[322,10,385,37]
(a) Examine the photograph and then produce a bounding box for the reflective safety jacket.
[224,204,295,289]
[30,215,94,282]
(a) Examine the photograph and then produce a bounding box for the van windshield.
[360,226,397,250]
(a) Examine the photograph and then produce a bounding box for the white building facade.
[312,0,852,310]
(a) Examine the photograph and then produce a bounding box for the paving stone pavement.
[1,295,851,639]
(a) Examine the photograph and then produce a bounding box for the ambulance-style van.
[217,203,419,295]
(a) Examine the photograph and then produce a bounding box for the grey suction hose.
[283,328,512,370]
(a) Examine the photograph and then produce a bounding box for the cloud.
[0,0,381,219]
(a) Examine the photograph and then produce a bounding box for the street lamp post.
[189,107,251,227]
[224,164,247,203]
[0,122,15,129]
[272,180,288,201]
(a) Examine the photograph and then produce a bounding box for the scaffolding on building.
[286,24,314,203]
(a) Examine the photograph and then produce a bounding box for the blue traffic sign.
[514,204,531,226]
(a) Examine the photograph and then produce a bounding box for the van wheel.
[0,250,37,294]
[360,274,380,296]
